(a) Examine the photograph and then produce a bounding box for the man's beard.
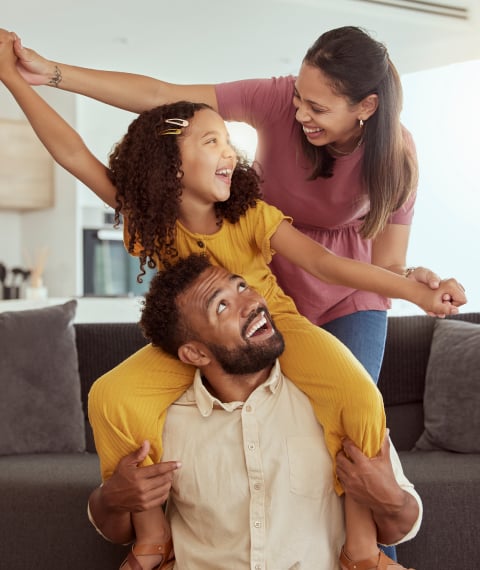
[206,328,285,375]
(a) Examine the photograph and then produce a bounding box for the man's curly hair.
[107,101,262,281]
[140,253,213,357]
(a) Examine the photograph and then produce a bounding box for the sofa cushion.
[415,318,480,453]
[0,300,86,455]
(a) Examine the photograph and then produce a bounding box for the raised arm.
[13,34,218,114]
[0,30,117,208]
[270,220,467,317]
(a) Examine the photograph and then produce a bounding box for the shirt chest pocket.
[286,435,334,499]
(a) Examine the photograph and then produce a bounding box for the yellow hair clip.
[158,118,189,136]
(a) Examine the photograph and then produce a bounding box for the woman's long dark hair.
[107,101,262,279]
[301,26,418,238]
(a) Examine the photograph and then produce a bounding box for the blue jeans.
[321,310,397,561]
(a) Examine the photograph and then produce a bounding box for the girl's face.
[293,63,365,149]
[178,109,237,206]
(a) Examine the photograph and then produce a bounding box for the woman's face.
[293,63,364,149]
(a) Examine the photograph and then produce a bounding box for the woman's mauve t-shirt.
[216,76,416,325]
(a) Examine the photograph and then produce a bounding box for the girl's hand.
[417,277,467,318]
[13,36,53,86]
[0,29,18,78]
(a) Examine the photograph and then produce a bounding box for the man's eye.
[217,302,227,314]
[206,138,217,144]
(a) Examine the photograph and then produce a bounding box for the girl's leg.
[321,310,388,384]
[89,344,195,481]
[322,310,398,561]
[120,508,173,570]
[272,305,386,494]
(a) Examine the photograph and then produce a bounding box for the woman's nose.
[295,104,311,124]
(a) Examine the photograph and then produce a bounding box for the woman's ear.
[178,342,211,367]
[359,94,379,121]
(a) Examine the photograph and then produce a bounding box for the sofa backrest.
[75,313,480,454]
[75,322,147,452]
[379,312,480,450]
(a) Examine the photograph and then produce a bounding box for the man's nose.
[240,294,260,317]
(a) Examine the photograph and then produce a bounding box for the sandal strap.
[340,546,415,570]
[133,540,173,557]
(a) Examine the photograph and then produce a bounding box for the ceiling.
[3,0,479,85]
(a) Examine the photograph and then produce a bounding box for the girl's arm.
[0,31,117,208]
[13,36,218,114]
[270,220,467,317]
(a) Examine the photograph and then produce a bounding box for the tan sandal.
[120,539,174,570]
[339,546,415,570]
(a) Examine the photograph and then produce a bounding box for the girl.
[0,32,460,570]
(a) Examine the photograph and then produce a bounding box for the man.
[89,254,421,569]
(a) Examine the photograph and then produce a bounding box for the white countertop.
[0,296,144,323]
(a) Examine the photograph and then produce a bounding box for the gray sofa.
[0,311,479,570]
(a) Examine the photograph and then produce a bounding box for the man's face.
[177,265,284,374]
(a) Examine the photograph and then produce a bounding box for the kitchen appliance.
[82,226,156,297]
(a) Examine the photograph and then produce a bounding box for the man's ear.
[178,341,211,367]
[359,93,378,121]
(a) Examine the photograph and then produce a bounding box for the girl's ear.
[359,94,379,121]
[178,342,211,367]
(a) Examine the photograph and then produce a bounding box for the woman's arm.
[372,222,443,288]
[0,30,118,208]
[13,35,218,113]
[270,220,467,316]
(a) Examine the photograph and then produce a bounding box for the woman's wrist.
[402,266,417,278]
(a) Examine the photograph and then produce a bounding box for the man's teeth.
[216,168,232,176]
[303,126,322,134]
[246,312,267,338]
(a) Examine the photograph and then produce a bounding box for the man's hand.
[336,432,404,513]
[102,441,181,513]
[336,432,419,544]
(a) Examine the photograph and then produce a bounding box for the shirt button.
[245,405,252,412]
[255,565,262,570]
[248,443,256,451]
[197,240,205,248]
[254,520,262,528]
[254,483,262,491]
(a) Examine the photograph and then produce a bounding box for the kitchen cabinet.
[0,119,54,210]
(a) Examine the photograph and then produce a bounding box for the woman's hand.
[406,267,466,316]
[13,35,54,85]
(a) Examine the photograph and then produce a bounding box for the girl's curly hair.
[107,101,262,281]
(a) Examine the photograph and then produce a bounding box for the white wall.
[391,59,480,314]
[0,87,79,297]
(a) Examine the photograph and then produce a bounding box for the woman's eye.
[206,138,217,144]
[238,282,247,292]
[217,301,227,314]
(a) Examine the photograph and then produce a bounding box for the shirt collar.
[191,359,282,417]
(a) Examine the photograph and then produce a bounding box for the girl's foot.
[119,540,174,570]
[339,546,415,570]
